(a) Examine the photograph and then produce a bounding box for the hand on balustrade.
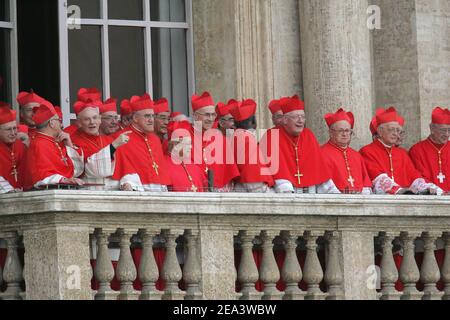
[60,177,85,186]
[121,183,134,191]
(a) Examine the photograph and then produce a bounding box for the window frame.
[58,0,195,126]
[0,0,19,110]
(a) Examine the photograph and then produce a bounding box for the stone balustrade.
[0,190,449,300]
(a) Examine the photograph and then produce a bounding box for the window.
[0,0,18,106]
[60,0,194,125]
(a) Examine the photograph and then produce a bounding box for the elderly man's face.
[430,123,450,145]
[133,109,155,133]
[282,110,306,137]
[155,112,171,136]
[121,115,132,128]
[78,108,101,136]
[329,120,353,147]
[272,111,284,127]
[219,114,235,131]
[194,106,217,131]
[0,121,18,145]
[378,122,403,147]
[100,111,120,135]
[20,103,39,126]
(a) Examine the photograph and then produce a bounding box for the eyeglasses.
[435,128,450,134]
[142,114,155,120]
[285,114,306,121]
[221,117,234,122]
[156,115,170,122]
[50,118,62,124]
[0,127,17,133]
[102,115,120,122]
[331,129,354,136]
[384,127,403,135]
[195,112,217,119]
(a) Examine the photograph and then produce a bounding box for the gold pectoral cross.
[11,167,18,183]
[295,171,303,185]
[152,161,159,176]
[348,175,355,188]
[191,184,198,192]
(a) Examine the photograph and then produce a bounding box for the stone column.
[23,225,92,300]
[299,0,374,149]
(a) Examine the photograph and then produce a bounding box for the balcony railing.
[0,191,449,300]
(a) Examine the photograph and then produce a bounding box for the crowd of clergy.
[0,88,449,196]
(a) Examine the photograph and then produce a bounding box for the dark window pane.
[109,27,145,102]
[108,0,143,20]
[151,28,189,115]
[150,0,185,22]
[68,26,103,111]
[68,0,100,19]
[0,0,10,21]
[0,29,11,103]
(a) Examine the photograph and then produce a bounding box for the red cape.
[321,141,372,192]
[71,129,114,160]
[233,129,274,186]
[165,155,207,192]
[0,140,27,189]
[262,127,331,187]
[26,132,75,185]
[409,138,449,192]
[112,126,171,185]
[190,127,240,189]
[360,139,422,188]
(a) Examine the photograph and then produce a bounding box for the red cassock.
[71,130,114,161]
[0,140,27,189]
[63,124,79,136]
[190,127,240,189]
[233,129,274,186]
[165,155,207,192]
[409,138,449,192]
[321,141,372,193]
[26,133,75,186]
[262,127,331,188]
[360,140,422,188]
[112,126,171,185]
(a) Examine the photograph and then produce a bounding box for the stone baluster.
[183,229,203,300]
[116,229,137,300]
[237,230,261,300]
[93,229,115,300]
[324,231,344,300]
[161,229,185,300]
[420,232,442,300]
[259,231,282,300]
[137,229,162,300]
[378,232,400,300]
[399,232,422,300]
[2,232,24,300]
[442,232,450,300]
[303,231,324,300]
[280,231,303,300]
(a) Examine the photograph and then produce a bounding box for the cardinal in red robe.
[16,90,46,136]
[229,99,274,192]
[216,100,235,137]
[268,99,284,128]
[26,103,84,188]
[190,92,240,191]
[409,107,450,193]
[321,108,372,194]
[360,107,443,195]
[260,96,339,194]
[0,104,27,193]
[165,121,207,192]
[153,98,171,154]
[112,94,171,191]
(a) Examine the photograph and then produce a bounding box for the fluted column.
[299,0,374,149]
[420,232,442,300]
[237,230,261,300]
[399,232,422,300]
[161,229,185,300]
[324,231,344,300]
[378,232,400,300]
[303,231,325,300]
[138,229,162,300]
[183,230,202,300]
[93,229,115,300]
[2,232,23,300]
[442,232,450,300]
[259,231,282,300]
[116,229,137,300]
[280,231,304,300]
